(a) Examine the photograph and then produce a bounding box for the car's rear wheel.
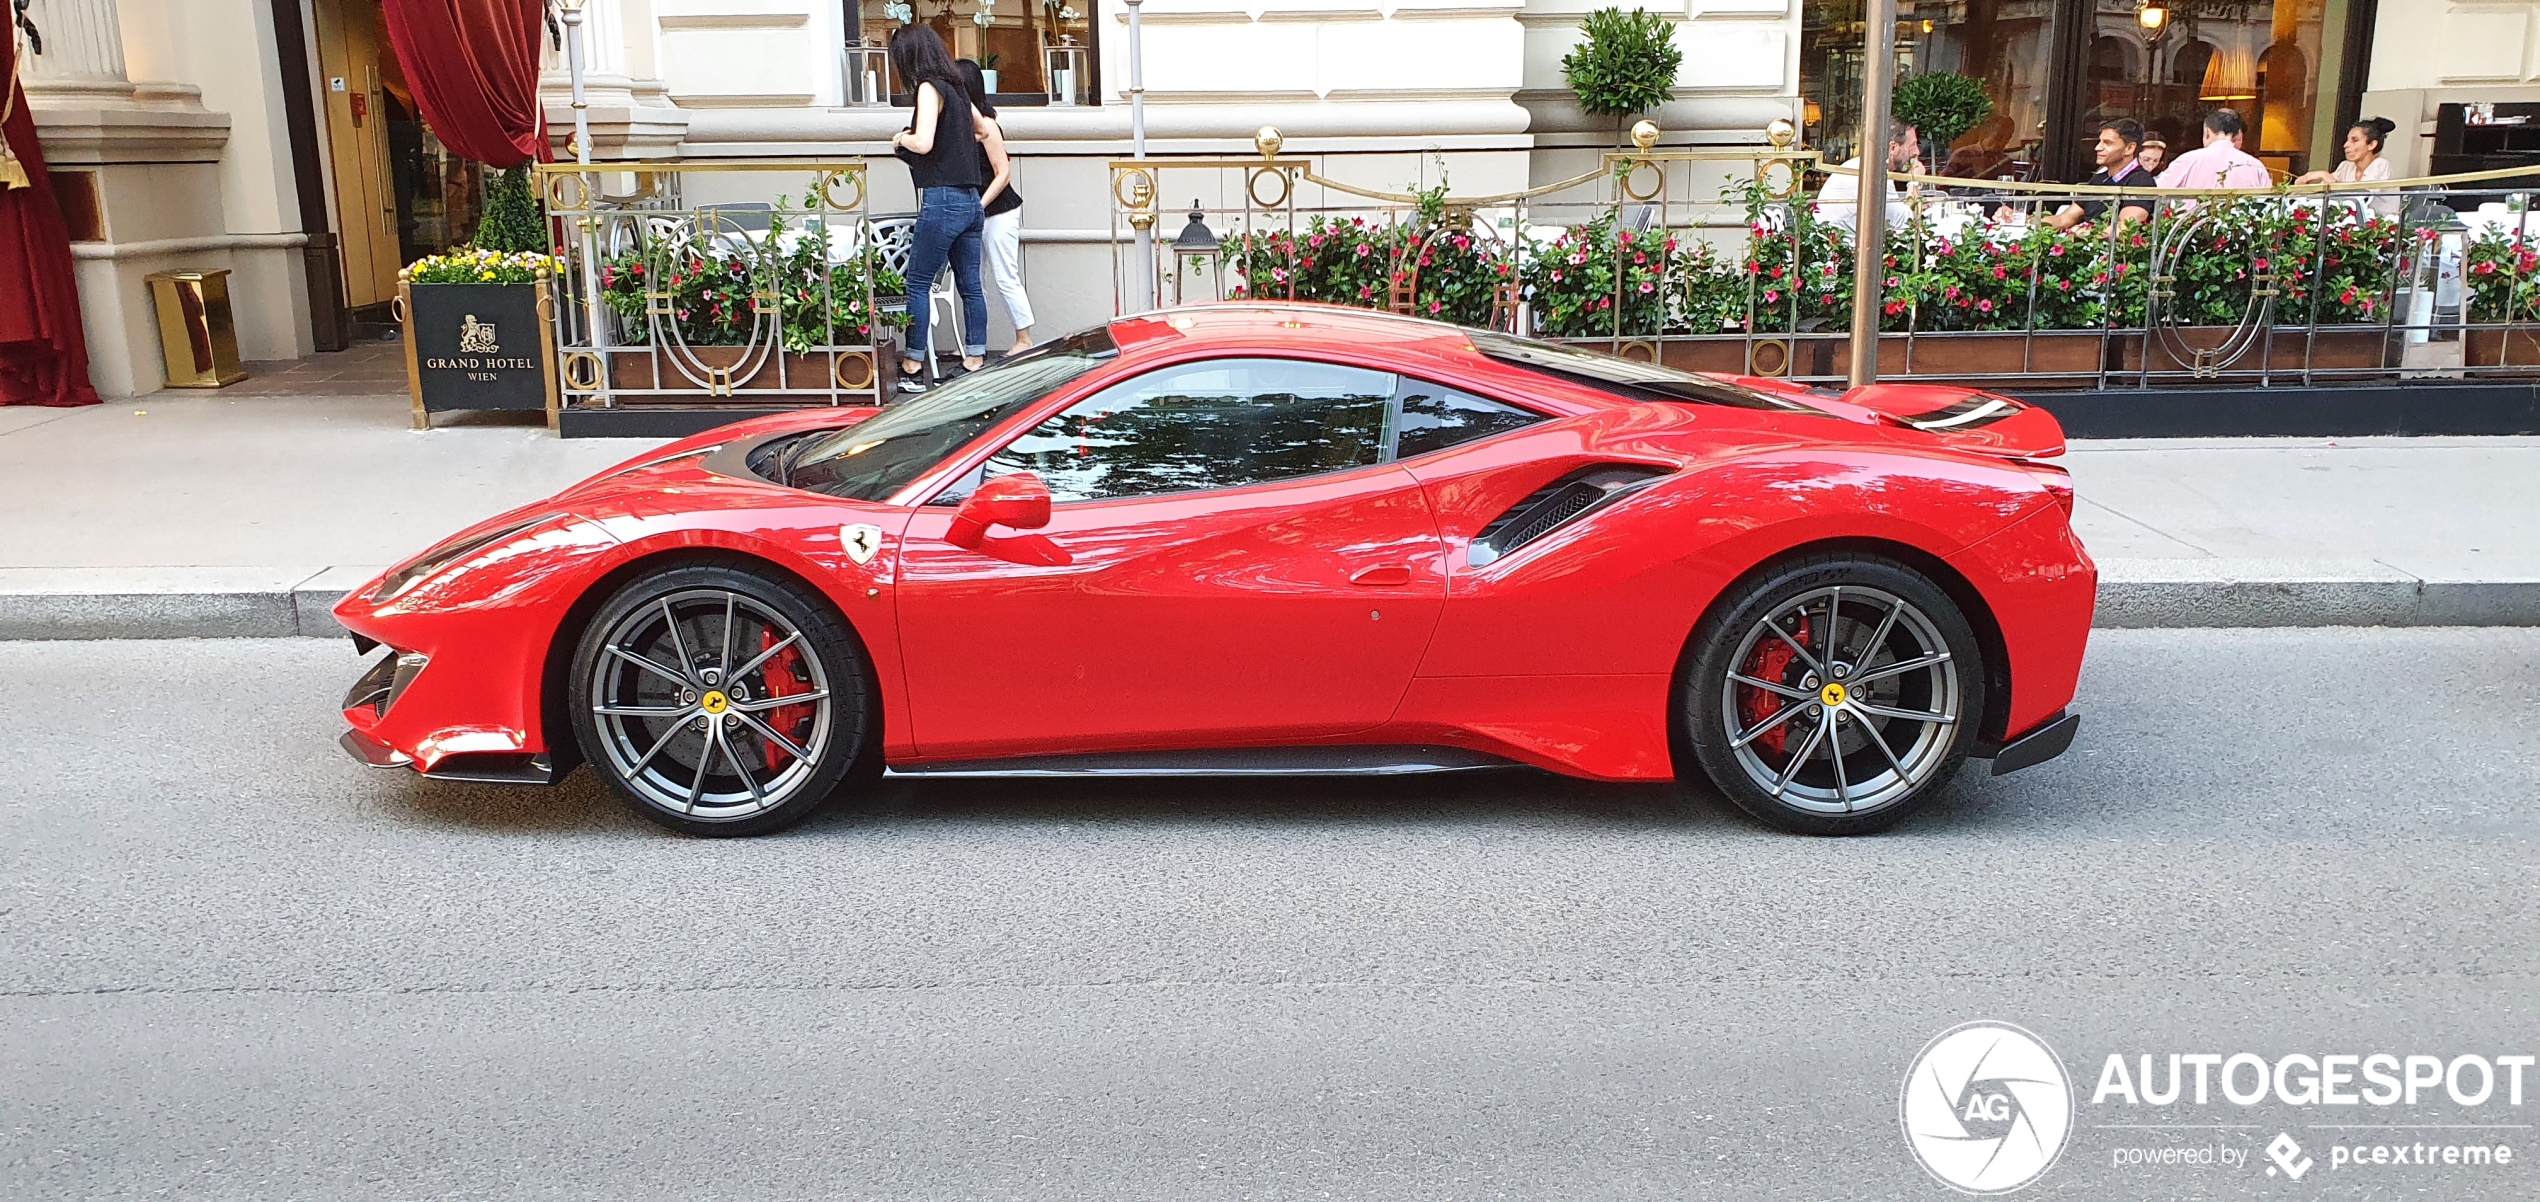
[569,562,870,836]
[1681,554,1984,835]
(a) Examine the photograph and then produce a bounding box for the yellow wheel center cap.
[699,690,730,715]
[1820,682,1848,708]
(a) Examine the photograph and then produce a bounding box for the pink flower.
[1549,270,1563,283]
[1633,252,1646,265]
[1977,299,1992,312]
[2048,243,2066,257]
[1356,244,1371,258]
[1637,281,1654,294]
[1764,289,1780,303]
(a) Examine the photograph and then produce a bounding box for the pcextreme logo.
[1900,1021,2075,1194]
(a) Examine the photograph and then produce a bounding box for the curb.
[4,563,2539,641]
[0,567,377,641]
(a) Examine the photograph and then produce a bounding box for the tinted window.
[785,326,1116,501]
[1467,330,1829,414]
[980,358,1394,502]
[1393,378,1544,459]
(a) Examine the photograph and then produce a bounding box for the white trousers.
[983,208,1034,334]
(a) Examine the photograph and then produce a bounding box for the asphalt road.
[4,629,2536,1201]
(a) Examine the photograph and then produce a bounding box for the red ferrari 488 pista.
[336,305,2093,836]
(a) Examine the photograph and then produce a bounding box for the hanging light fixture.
[2137,2,2167,31]
[2200,43,2257,101]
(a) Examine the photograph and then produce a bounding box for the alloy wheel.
[1719,584,1962,816]
[586,587,835,821]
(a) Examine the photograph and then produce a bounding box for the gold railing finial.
[1766,118,1797,151]
[1630,120,1660,155]
[1256,126,1283,160]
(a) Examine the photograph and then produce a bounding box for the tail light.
[2016,460,2074,516]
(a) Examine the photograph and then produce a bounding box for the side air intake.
[1467,465,1669,567]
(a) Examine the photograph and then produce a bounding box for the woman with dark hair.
[957,59,1034,354]
[2298,116,2399,216]
[887,25,991,391]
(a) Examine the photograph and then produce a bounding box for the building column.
[540,0,687,158]
[19,0,138,104]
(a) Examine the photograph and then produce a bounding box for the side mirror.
[945,472,1052,549]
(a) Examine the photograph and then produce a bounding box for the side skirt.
[884,745,1524,779]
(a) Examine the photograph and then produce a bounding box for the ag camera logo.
[1901,1021,2075,1194]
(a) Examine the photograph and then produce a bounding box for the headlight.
[371,511,565,603]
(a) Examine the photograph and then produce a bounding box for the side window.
[981,358,1395,502]
[1393,378,1546,459]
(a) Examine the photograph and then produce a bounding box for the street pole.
[1125,0,1154,310]
[560,0,611,388]
[1845,0,1896,389]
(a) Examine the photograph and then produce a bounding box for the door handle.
[1350,564,1412,587]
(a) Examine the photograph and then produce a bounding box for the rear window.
[1468,331,1829,414]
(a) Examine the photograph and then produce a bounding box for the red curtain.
[380,0,551,169]
[0,30,102,408]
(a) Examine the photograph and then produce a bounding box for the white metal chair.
[864,214,965,382]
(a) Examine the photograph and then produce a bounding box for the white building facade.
[10,0,2487,396]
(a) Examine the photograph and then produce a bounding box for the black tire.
[1679,553,1986,835]
[568,561,872,836]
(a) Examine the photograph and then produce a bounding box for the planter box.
[2108,326,2389,377]
[606,345,884,405]
[2465,327,2540,373]
[1638,332,2102,386]
[400,280,555,429]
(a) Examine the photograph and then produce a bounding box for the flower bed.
[1212,190,2427,348]
[598,203,906,353]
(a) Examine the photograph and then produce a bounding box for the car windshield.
[785,326,1118,501]
[1468,331,1829,414]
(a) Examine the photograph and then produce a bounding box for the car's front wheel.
[568,562,871,836]
[1681,554,1985,835]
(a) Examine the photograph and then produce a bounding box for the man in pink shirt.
[2156,109,2271,191]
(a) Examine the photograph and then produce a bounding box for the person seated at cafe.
[2041,118,2154,231]
[2157,108,2270,190]
[2137,137,2168,177]
[2296,116,2401,217]
[1817,118,1921,231]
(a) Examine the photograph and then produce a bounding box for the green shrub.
[471,165,549,255]
[1562,8,1681,123]
[1889,73,1992,165]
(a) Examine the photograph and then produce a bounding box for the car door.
[894,357,1449,760]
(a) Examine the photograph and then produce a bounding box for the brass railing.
[535,160,891,412]
[1108,122,2540,390]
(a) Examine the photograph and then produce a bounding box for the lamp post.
[557,0,610,381]
[1169,199,1219,305]
[1125,0,1155,310]
[1846,0,1898,388]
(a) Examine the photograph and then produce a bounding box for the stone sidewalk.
[2,390,2536,637]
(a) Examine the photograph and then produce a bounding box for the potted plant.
[980,51,1000,94]
[398,165,559,429]
[1561,7,1682,144]
[1889,72,1992,171]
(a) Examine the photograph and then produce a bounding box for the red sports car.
[336,305,2093,836]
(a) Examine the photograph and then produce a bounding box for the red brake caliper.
[1737,615,1807,757]
[752,629,816,774]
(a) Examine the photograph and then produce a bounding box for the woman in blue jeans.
[887,25,991,393]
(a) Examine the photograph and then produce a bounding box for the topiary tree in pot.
[1889,72,1993,172]
[470,165,548,254]
[1562,7,1683,144]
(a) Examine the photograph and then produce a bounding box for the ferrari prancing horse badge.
[840,523,883,565]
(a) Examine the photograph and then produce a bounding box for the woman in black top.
[958,59,1034,354]
[887,26,991,391]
